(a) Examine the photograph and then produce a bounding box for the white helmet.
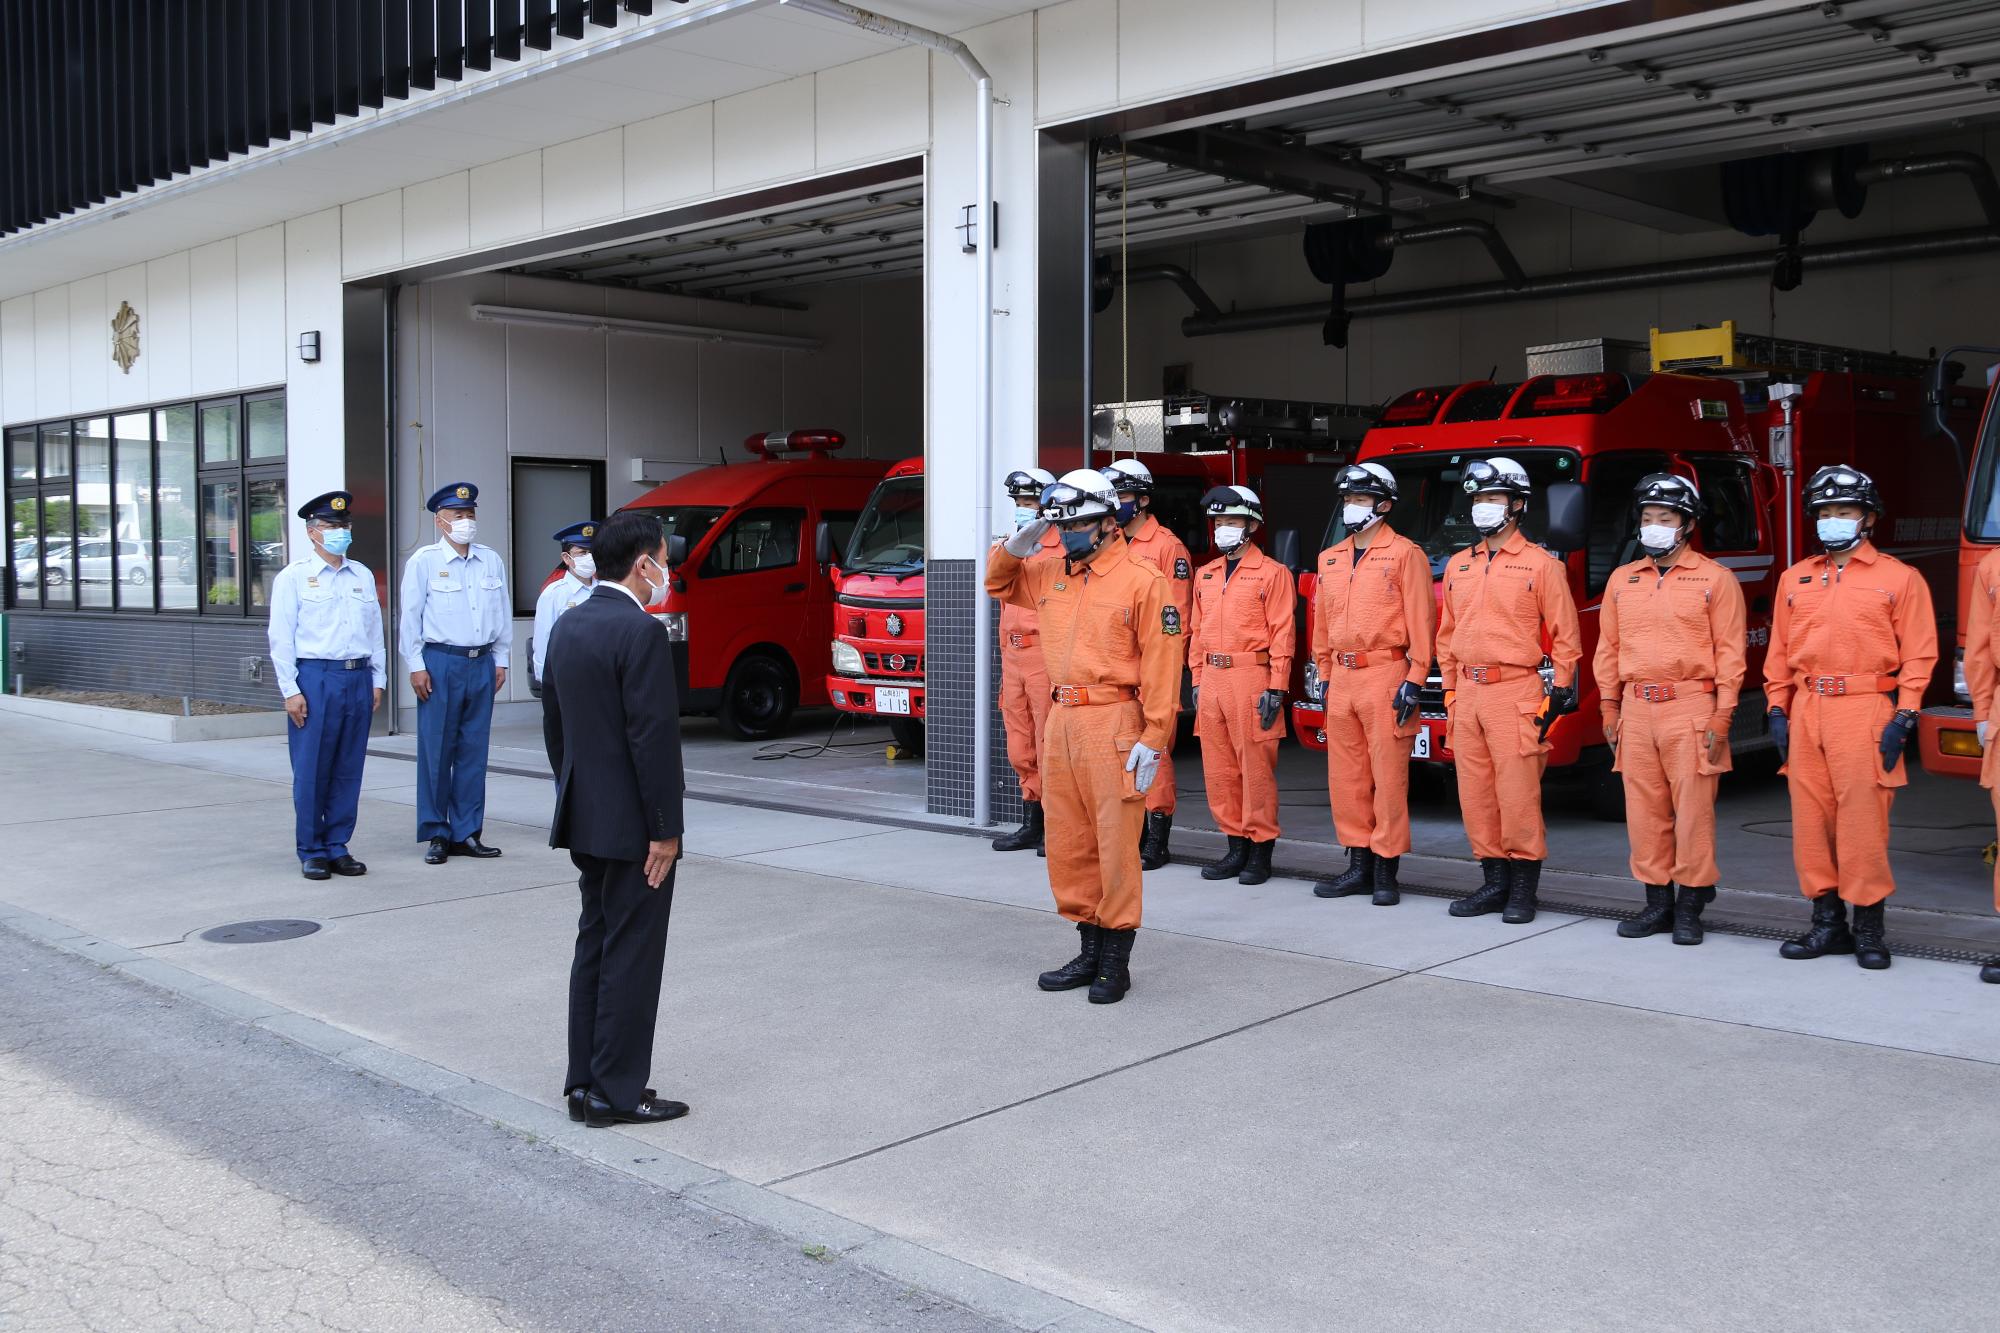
[1004,466,1057,501]
[1040,468,1119,522]
[1100,457,1155,495]
[1461,456,1531,499]
[1338,461,1398,502]
[1203,484,1263,521]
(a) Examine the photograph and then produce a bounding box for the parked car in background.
[74,539,154,586]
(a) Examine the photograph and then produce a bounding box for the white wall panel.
[102,266,149,409]
[468,151,545,250]
[404,171,471,263]
[625,104,715,213]
[236,225,287,390]
[32,287,69,421]
[1036,0,1118,121]
[815,46,929,171]
[144,252,193,403]
[341,190,404,279]
[1274,0,1364,69]
[543,128,626,232]
[1362,0,1568,50]
[67,275,108,415]
[1,296,34,425]
[713,77,816,192]
[188,240,239,397]
[1118,0,1275,105]
[285,209,347,555]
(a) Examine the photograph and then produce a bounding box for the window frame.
[1687,455,1762,554]
[509,456,607,617]
[701,505,808,579]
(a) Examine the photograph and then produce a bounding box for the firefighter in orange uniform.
[1593,474,1746,946]
[991,467,1060,854]
[987,469,1181,1005]
[1310,463,1433,907]
[1766,466,1936,971]
[1960,541,2000,985]
[1437,457,1583,924]
[1188,485,1296,887]
[1102,458,1194,869]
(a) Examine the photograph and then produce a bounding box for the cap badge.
[455,485,470,499]
[581,524,594,537]
[330,496,347,512]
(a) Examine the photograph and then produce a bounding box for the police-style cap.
[297,490,354,522]
[554,520,597,549]
[426,482,478,513]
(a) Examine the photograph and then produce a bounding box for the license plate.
[1410,727,1431,759]
[875,687,911,716]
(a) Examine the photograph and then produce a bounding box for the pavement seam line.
[0,903,1143,1333]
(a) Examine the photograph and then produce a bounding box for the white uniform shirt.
[267,555,387,699]
[532,571,594,682]
[398,538,512,668]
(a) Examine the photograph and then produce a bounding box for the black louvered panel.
[466,1,494,72]
[495,0,522,62]
[590,3,623,30]
[558,2,589,41]
[437,0,463,82]
[385,0,410,100]
[359,0,386,109]
[223,0,250,157]
[204,0,228,164]
[410,0,436,91]
[625,1,657,15]
[525,0,556,52]
[243,1,270,148]
[311,0,338,121]
[335,0,362,117]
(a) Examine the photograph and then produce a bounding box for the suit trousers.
[566,852,677,1110]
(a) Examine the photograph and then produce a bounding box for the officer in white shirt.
[399,481,511,865]
[268,490,386,881]
[532,520,599,687]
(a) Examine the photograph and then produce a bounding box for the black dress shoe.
[567,1085,656,1122]
[328,855,367,877]
[584,1092,688,1126]
[424,838,450,865]
[300,858,332,881]
[451,837,503,859]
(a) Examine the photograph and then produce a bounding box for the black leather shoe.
[1313,847,1374,899]
[1237,839,1275,886]
[568,1085,656,1122]
[584,1093,688,1126]
[1618,883,1675,938]
[1501,860,1541,924]
[1038,922,1102,991]
[1981,958,2000,984]
[1371,855,1401,907]
[300,858,332,881]
[328,855,367,877]
[1449,858,1511,917]
[1852,902,1891,970]
[1088,928,1136,1004]
[451,837,503,859]
[424,838,450,865]
[1671,885,1715,946]
[1779,891,1855,960]
[991,801,1044,853]
[1200,836,1248,881]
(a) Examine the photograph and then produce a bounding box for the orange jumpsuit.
[1121,513,1194,816]
[1593,547,1747,888]
[1188,543,1297,843]
[1435,531,1582,862]
[1765,540,1936,907]
[987,538,1180,931]
[997,529,1062,802]
[1964,545,2000,914]
[1310,524,1435,858]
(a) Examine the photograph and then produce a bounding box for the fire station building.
[4,0,2000,824]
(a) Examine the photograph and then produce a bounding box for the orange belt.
[1006,631,1039,649]
[1459,664,1536,684]
[1626,679,1717,703]
[1205,650,1272,669]
[1797,673,1897,696]
[1328,648,1403,670]
[1051,684,1138,706]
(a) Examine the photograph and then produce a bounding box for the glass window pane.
[247,397,286,459]
[42,422,71,479]
[8,480,35,608]
[201,400,240,466]
[247,477,287,610]
[76,418,113,608]
[115,414,155,611]
[39,494,74,608]
[202,479,241,611]
[157,406,198,611]
[6,427,34,484]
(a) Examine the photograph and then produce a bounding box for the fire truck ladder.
[1650,319,1934,381]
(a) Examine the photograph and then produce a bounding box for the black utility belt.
[301,657,369,670]
[425,642,494,659]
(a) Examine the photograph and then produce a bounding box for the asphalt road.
[0,927,1004,1333]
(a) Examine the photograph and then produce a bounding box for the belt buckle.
[1640,683,1667,702]
[1466,665,1489,684]
[1009,633,1026,648]
[467,646,483,659]
[344,659,359,671]
[1208,653,1229,669]
[1337,651,1360,669]
[1054,685,1079,706]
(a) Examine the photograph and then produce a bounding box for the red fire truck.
[1289,326,1969,814]
[1917,350,2000,779]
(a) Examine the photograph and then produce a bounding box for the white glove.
[1125,741,1160,794]
[1003,518,1051,558]
[1980,719,1991,748]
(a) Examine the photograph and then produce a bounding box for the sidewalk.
[3,710,1998,1331]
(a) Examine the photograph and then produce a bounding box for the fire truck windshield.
[1320,448,1582,571]
[632,505,726,555]
[846,475,925,573]
[1964,399,2000,543]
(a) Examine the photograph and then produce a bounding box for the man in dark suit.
[542,511,689,1127]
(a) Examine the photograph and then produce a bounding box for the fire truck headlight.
[655,611,687,642]
[832,640,865,675]
[1955,647,1970,705]
[1303,658,1325,702]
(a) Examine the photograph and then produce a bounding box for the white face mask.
[570,554,596,581]
[1213,524,1247,552]
[447,517,477,545]
[1342,502,1378,531]
[1637,522,1681,553]
[1817,516,1863,550]
[641,555,669,605]
[1470,501,1510,534]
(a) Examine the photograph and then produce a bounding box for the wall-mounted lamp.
[297,330,321,363]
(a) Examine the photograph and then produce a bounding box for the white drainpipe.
[781,0,997,827]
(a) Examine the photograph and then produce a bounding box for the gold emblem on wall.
[111,300,140,374]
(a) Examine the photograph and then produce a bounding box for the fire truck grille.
[865,652,924,677]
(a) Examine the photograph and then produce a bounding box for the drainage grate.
[200,919,322,945]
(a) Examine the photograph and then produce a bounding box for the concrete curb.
[0,692,283,742]
[2,904,1146,1333]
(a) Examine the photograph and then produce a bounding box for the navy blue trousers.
[287,660,373,863]
[416,646,496,842]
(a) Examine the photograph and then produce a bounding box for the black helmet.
[1632,472,1704,522]
[1804,465,1882,515]
[1337,462,1398,503]
[1460,456,1532,499]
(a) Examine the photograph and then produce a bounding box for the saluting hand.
[284,694,309,729]
[645,837,682,889]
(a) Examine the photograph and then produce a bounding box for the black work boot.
[1501,860,1541,924]
[1449,858,1512,917]
[1313,848,1374,898]
[1617,884,1676,938]
[1371,855,1401,907]
[1201,836,1248,880]
[1238,840,1275,886]
[1088,928,1135,1004]
[1671,885,1715,946]
[1852,902,1891,970]
[1037,922,1101,991]
[1779,891,1856,960]
[992,800,1043,853]
[1140,811,1173,870]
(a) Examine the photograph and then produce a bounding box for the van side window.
[703,508,805,577]
[1689,457,1760,552]
[1585,453,1671,596]
[823,510,862,560]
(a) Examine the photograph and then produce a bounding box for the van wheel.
[720,652,796,740]
[888,717,925,755]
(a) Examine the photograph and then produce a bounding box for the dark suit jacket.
[542,585,685,860]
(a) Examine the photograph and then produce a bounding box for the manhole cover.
[199,919,322,944]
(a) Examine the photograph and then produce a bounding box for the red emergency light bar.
[1378,385,1454,425]
[744,429,846,458]
[1515,373,1631,417]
